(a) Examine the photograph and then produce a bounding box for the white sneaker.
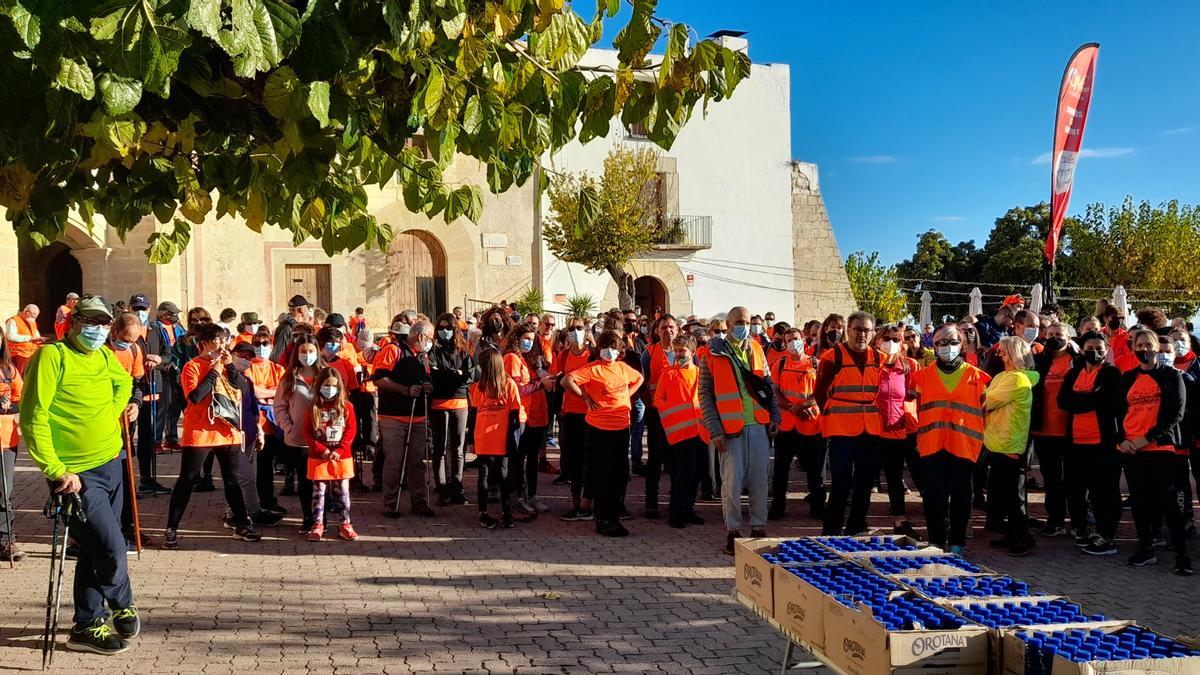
[531,496,551,513]
[517,498,537,515]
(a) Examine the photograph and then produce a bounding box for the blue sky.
[603,2,1200,264]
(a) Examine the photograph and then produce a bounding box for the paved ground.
[0,448,1196,674]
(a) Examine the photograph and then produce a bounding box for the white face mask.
[787,339,804,355]
[570,329,585,346]
[600,348,620,362]
[1156,353,1174,367]
[1174,340,1189,357]
[320,386,339,400]
[300,351,318,367]
[880,340,901,356]
[1022,327,1040,342]
[937,345,961,362]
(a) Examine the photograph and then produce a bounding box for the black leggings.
[987,450,1029,543]
[771,430,826,514]
[922,450,976,549]
[167,446,249,530]
[1129,452,1187,553]
[284,444,314,522]
[559,413,588,504]
[585,424,630,525]
[477,456,511,517]
[513,425,547,499]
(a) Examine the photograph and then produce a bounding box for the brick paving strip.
[0,452,1195,673]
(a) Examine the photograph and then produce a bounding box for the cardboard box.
[733,537,841,617]
[823,592,989,675]
[772,563,843,651]
[999,621,1200,675]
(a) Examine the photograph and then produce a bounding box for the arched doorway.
[386,230,447,319]
[634,275,668,317]
[17,241,83,335]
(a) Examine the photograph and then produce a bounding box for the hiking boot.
[1175,555,1194,577]
[1128,549,1157,567]
[724,530,743,555]
[112,606,141,639]
[1083,538,1117,556]
[161,529,179,550]
[411,503,436,518]
[479,513,498,530]
[307,523,324,542]
[65,618,129,655]
[750,528,767,538]
[137,481,171,496]
[339,523,359,541]
[685,513,705,526]
[233,525,261,542]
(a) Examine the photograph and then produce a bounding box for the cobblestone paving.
[0,450,1195,673]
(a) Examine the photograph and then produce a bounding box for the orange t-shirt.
[246,358,285,432]
[1070,367,1102,445]
[110,344,145,379]
[505,352,548,428]
[469,379,524,456]
[1123,371,1173,452]
[1035,352,1072,437]
[568,360,645,431]
[326,356,360,392]
[1114,352,1140,373]
[556,348,593,415]
[181,357,243,448]
[0,364,23,449]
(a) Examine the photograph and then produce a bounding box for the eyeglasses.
[849,326,873,334]
[935,340,962,347]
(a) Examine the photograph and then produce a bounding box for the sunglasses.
[935,340,962,347]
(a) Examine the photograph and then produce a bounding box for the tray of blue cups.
[903,575,1040,599]
[760,538,843,565]
[956,598,1102,628]
[867,554,984,575]
[1012,625,1200,675]
[814,535,921,553]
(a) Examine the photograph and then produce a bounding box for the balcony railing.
[652,215,712,250]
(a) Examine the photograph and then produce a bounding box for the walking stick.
[424,397,433,508]
[1,451,13,569]
[121,422,142,560]
[42,492,85,670]
[149,374,158,489]
[393,396,418,513]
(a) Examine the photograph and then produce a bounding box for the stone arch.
[600,260,694,317]
[368,201,482,316]
[387,229,448,319]
[17,220,105,333]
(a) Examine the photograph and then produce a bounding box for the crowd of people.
[1,289,1198,655]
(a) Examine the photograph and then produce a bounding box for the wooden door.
[387,231,446,319]
[284,264,331,311]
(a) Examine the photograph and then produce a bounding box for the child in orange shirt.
[653,335,708,529]
[303,367,358,542]
[563,330,645,538]
[469,350,525,529]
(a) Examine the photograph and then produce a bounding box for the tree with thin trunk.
[544,144,660,310]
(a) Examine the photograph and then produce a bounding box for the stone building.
[1,36,854,333]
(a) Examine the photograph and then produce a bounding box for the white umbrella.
[1029,283,1044,315]
[1113,285,1130,325]
[919,291,932,328]
[968,287,983,317]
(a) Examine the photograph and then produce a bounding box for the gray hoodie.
[273,374,315,448]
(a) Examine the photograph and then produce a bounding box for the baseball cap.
[1002,294,1025,307]
[75,295,113,320]
[157,301,181,314]
[325,313,347,328]
[129,294,151,310]
[66,292,80,300]
[288,295,311,309]
[390,321,410,335]
[240,311,260,324]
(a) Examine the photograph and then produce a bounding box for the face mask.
[255,345,271,359]
[320,386,339,400]
[112,340,132,351]
[520,338,534,353]
[78,325,110,351]
[1156,353,1174,367]
[300,351,318,367]
[325,342,340,355]
[1136,350,1155,365]
[1022,327,1040,342]
[624,322,637,333]
[136,310,149,324]
[489,319,503,332]
[1045,338,1066,352]
[437,329,454,341]
[639,326,649,335]
[788,339,804,354]
[1083,350,1105,365]
[750,324,764,336]
[715,331,727,340]
[937,345,961,363]
[419,339,433,353]
[570,329,585,346]
[880,340,901,356]
[825,330,843,344]
[234,357,251,371]
[248,323,261,334]
[600,347,620,362]
[666,351,676,366]
[1174,340,1189,357]
[730,324,750,341]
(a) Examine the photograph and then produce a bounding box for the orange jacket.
[653,365,709,445]
[820,344,883,438]
[775,353,821,436]
[912,363,990,461]
[701,340,772,437]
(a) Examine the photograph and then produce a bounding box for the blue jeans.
[718,424,770,531]
[629,398,646,467]
[69,459,135,628]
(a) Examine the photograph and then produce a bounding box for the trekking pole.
[424,397,433,508]
[394,396,418,513]
[42,492,85,670]
[149,374,158,488]
[121,423,143,560]
[1,452,13,569]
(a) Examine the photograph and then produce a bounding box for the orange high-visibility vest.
[776,354,821,436]
[912,363,989,462]
[645,343,670,396]
[7,314,39,359]
[708,340,771,436]
[655,366,710,445]
[54,305,72,340]
[821,344,883,438]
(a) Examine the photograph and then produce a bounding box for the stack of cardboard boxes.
[734,535,1200,674]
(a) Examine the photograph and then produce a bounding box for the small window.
[628,122,649,139]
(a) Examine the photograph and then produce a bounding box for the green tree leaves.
[845,251,908,323]
[1,0,750,263]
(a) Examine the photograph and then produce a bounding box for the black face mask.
[1045,338,1066,352]
[1083,350,1105,365]
[1108,318,1123,330]
[623,322,637,333]
[488,319,503,332]
[1136,350,1155,365]
[825,331,843,344]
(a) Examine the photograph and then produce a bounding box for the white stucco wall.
[539,48,798,323]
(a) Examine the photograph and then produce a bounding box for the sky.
[602,2,1200,265]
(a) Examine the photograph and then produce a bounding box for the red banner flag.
[1045,43,1100,267]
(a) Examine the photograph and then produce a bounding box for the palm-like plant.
[563,293,598,319]
[513,288,545,318]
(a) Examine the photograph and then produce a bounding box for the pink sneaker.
[338,523,359,541]
[307,523,324,542]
